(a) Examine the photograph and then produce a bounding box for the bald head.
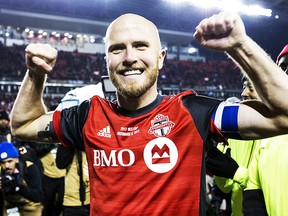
[103,13,166,107]
[105,13,162,52]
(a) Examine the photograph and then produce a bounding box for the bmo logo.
[143,137,178,173]
[92,137,178,173]
[93,149,135,167]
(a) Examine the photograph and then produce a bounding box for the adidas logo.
[97,126,112,138]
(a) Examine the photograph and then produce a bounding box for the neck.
[117,86,158,110]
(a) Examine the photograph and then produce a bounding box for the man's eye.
[109,45,125,54]
[135,44,148,50]
[112,48,123,54]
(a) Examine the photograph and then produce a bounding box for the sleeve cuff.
[233,166,248,187]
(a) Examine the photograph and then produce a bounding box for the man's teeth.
[124,70,142,76]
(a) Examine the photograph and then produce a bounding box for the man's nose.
[123,48,137,65]
[241,88,250,99]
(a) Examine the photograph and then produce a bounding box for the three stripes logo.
[97,126,112,138]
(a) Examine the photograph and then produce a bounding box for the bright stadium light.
[242,5,272,17]
[188,47,198,54]
[164,0,272,17]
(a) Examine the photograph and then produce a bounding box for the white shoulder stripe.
[213,101,240,131]
[213,101,226,130]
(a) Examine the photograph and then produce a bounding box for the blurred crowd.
[0,43,242,88]
[0,43,242,113]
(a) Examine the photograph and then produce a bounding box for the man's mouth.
[120,69,143,76]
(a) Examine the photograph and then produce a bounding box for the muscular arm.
[229,40,288,139]
[11,44,59,143]
[195,12,288,139]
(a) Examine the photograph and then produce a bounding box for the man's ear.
[158,49,166,70]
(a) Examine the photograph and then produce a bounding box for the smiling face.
[105,14,166,99]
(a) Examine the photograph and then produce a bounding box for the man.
[0,142,43,216]
[276,44,288,74]
[206,76,259,216]
[55,84,104,216]
[39,144,65,216]
[56,145,90,216]
[10,12,288,215]
[0,110,12,143]
[243,44,288,216]
[241,76,259,101]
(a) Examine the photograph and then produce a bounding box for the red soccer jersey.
[53,90,225,215]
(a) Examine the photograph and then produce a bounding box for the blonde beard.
[111,68,158,98]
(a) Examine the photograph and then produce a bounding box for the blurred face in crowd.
[105,14,166,99]
[0,119,9,130]
[0,158,18,175]
[278,54,288,74]
[241,79,259,100]
[241,53,288,101]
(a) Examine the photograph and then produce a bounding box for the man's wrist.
[27,69,34,79]
[226,36,252,57]
[27,69,47,79]
[26,69,47,88]
[233,166,248,187]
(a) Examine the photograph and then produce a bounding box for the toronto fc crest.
[148,114,175,137]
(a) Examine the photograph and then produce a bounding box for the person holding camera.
[0,142,44,216]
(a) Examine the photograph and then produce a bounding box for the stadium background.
[1,0,288,110]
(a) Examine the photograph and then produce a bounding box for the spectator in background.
[56,146,90,216]
[276,44,288,74]
[32,103,65,216]
[55,83,104,216]
[0,110,42,168]
[10,12,288,215]
[206,76,259,216]
[243,44,288,216]
[0,110,44,216]
[0,111,11,143]
[39,144,65,216]
[0,142,44,216]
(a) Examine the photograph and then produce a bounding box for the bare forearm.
[227,37,288,110]
[11,70,47,139]
[194,12,288,115]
